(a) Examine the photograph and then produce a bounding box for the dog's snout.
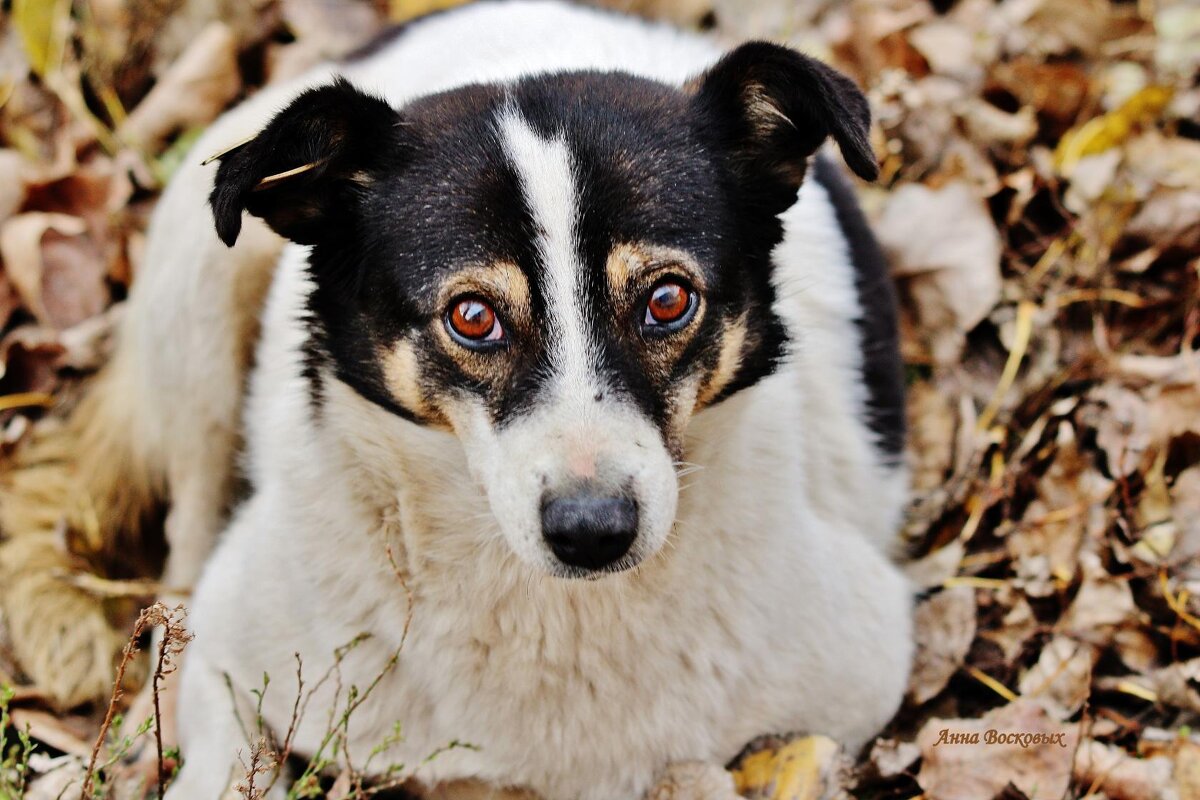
[541,492,637,571]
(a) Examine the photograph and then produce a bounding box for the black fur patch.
[210,40,885,447]
[812,156,906,461]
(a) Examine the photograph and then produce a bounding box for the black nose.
[541,493,638,571]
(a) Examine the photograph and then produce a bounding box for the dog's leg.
[165,651,266,800]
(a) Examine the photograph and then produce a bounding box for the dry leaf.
[118,22,241,152]
[731,736,849,800]
[907,379,958,493]
[908,21,981,81]
[0,276,20,332]
[979,589,1039,664]
[1072,739,1175,800]
[875,181,1002,364]
[1060,553,1136,637]
[1017,635,1095,720]
[916,700,1079,800]
[1176,741,1200,800]
[869,738,920,779]
[909,585,977,704]
[0,212,107,330]
[1167,466,1200,578]
[1056,86,1173,174]
[1009,426,1112,597]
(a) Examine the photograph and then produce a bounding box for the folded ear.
[690,42,877,216]
[209,78,403,247]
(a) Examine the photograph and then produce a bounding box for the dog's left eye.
[642,280,698,332]
[446,296,505,347]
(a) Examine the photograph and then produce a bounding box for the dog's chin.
[547,555,645,582]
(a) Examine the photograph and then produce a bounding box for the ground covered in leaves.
[0,0,1198,798]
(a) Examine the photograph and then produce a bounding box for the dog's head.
[210,43,876,578]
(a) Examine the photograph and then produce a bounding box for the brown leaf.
[869,738,920,779]
[1176,741,1200,800]
[979,588,1039,665]
[284,0,382,50]
[916,700,1079,800]
[1072,739,1174,800]
[909,585,978,704]
[1017,635,1095,720]
[0,149,32,223]
[907,379,959,494]
[1125,189,1200,250]
[1060,553,1136,637]
[1009,425,1112,597]
[908,21,982,81]
[1167,466,1200,576]
[1080,384,1151,478]
[118,22,241,152]
[876,181,1002,364]
[0,274,20,332]
[0,324,64,394]
[0,212,109,330]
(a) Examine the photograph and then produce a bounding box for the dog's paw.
[645,762,742,800]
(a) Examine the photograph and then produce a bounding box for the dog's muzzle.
[541,491,637,571]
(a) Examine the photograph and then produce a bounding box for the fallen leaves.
[916,701,1079,800]
[1073,738,1175,800]
[0,0,1197,799]
[909,586,977,704]
[0,213,106,330]
[731,736,848,800]
[875,180,1003,364]
[118,22,241,152]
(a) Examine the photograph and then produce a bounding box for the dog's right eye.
[446,296,506,347]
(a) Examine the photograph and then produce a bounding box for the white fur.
[497,107,595,390]
[477,108,679,574]
[126,3,916,798]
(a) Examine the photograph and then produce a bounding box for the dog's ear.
[209,78,404,247]
[690,43,877,216]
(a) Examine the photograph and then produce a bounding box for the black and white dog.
[95,1,914,797]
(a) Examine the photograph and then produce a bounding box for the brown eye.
[447,297,505,346]
[643,280,696,330]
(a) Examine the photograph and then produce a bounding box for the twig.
[79,603,192,800]
[80,611,152,800]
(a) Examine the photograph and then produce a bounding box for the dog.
[10,1,915,796]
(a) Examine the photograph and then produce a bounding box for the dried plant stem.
[80,612,152,800]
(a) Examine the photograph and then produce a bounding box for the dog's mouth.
[545,551,646,581]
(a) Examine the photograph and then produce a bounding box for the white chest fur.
[179,230,912,799]
[166,4,913,798]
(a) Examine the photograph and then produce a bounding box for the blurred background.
[0,1,1198,798]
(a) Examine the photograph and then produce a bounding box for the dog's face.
[211,43,876,578]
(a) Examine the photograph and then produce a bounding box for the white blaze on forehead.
[496,106,599,396]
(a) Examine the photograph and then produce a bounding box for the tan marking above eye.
[605,242,706,300]
[438,261,531,321]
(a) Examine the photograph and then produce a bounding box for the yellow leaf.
[12,0,71,78]
[731,736,842,800]
[388,0,473,23]
[1055,85,1174,172]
